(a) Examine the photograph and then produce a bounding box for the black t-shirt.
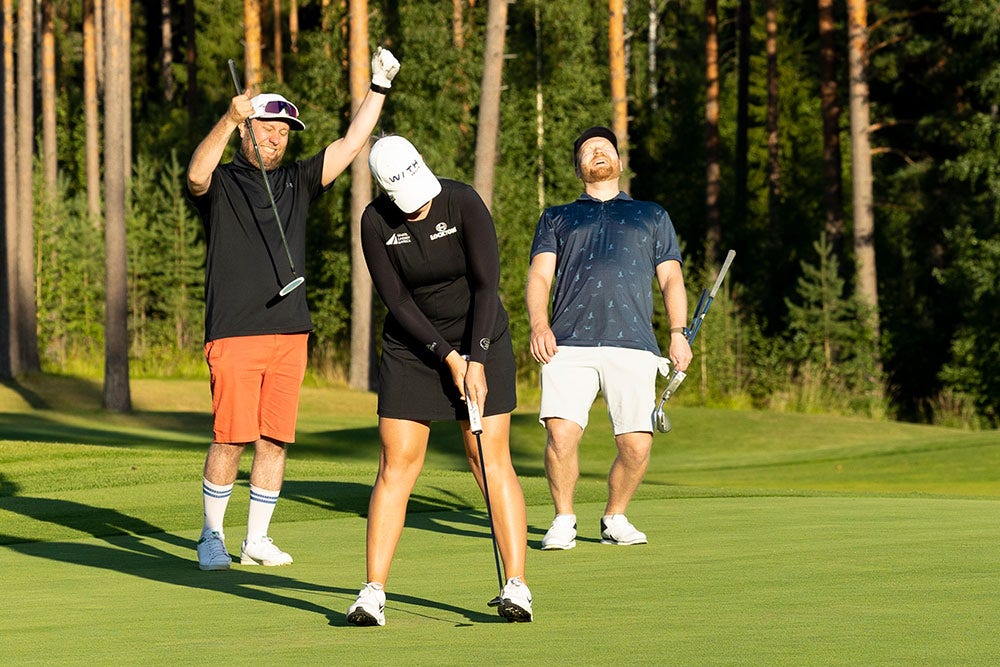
[360,179,508,365]
[188,149,328,342]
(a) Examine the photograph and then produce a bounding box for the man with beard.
[185,48,399,571]
[525,126,692,551]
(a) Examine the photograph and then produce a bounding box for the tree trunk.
[161,0,175,102]
[609,0,629,192]
[1,0,17,377]
[847,0,880,341]
[818,0,844,251]
[244,0,262,88]
[452,0,464,49]
[734,0,750,230]
[103,0,131,411]
[704,0,721,267]
[185,0,197,122]
[85,0,102,226]
[273,0,283,83]
[16,0,39,373]
[766,0,780,230]
[122,0,131,173]
[473,0,508,212]
[41,0,57,191]
[347,0,372,391]
[289,0,298,54]
[534,0,544,211]
[647,0,659,107]
[95,0,104,87]
[321,0,331,58]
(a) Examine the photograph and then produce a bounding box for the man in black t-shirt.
[185,48,399,572]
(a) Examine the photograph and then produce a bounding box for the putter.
[653,249,736,433]
[227,59,304,298]
[466,394,505,608]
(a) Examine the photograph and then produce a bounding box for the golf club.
[653,249,736,433]
[227,59,304,298]
[466,394,505,608]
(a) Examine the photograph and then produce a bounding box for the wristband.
[370,82,391,95]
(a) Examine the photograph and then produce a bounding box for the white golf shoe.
[197,530,231,571]
[541,514,577,550]
[600,514,648,545]
[240,536,293,566]
[347,583,386,627]
[497,577,533,623]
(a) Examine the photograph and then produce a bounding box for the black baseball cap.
[573,126,618,162]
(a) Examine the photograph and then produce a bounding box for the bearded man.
[184,48,400,571]
[525,126,693,551]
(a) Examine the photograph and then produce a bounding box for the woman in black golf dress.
[345,136,532,626]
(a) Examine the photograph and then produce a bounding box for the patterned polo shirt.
[529,191,682,354]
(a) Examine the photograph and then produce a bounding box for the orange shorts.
[204,333,309,444]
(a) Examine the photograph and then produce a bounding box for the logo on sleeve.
[386,232,412,245]
[429,221,458,240]
[479,338,491,351]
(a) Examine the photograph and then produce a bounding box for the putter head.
[279,276,305,296]
[487,595,503,608]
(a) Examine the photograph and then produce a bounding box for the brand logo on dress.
[479,338,491,351]
[386,232,412,246]
[429,221,457,240]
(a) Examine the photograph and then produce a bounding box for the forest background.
[1,0,998,428]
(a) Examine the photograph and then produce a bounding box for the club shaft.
[466,395,504,594]
[227,59,297,275]
[476,433,505,593]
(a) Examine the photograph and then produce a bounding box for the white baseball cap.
[249,93,305,131]
[368,136,441,214]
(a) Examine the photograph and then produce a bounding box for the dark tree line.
[1,0,998,427]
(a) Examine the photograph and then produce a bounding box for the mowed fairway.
[2,375,999,664]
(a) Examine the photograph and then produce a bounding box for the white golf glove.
[371,47,400,88]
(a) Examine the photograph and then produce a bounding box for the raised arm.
[321,47,400,187]
[187,92,254,197]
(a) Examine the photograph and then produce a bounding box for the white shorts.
[539,346,664,435]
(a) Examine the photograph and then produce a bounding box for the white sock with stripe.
[246,485,280,542]
[202,478,233,535]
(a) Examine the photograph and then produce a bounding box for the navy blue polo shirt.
[529,191,682,354]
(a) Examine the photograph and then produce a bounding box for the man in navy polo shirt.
[526,126,693,550]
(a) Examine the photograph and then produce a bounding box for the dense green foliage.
[26,0,1000,426]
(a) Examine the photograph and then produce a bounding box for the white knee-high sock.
[202,478,233,534]
[246,485,280,542]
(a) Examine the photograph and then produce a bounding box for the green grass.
[2,375,999,664]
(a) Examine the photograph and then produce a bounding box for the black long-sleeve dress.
[360,178,517,421]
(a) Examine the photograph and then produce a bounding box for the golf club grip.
[466,396,484,435]
[710,249,736,297]
[227,59,243,95]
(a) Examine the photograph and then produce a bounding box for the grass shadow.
[0,410,211,449]
[0,496,500,625]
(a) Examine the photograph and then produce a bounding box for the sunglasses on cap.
[261,100,299,118]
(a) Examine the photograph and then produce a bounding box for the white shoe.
[600,514,647,545]
[197,530,231,571]
[497,577,533,622]
[541,514,577,550]
[240,536,293,566]
[347,583,386,627]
